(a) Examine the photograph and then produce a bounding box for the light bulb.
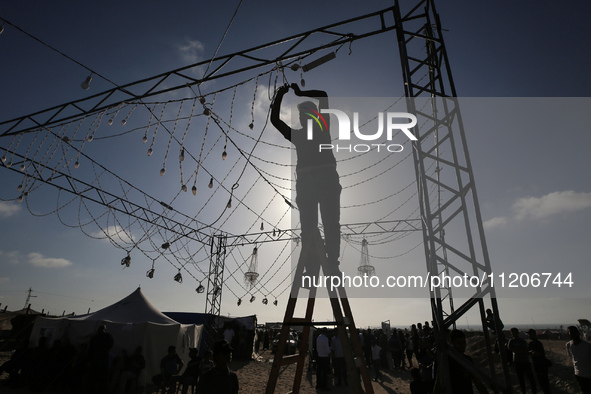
[81,74,92,90]
[182,184,187,192]
[161,242,170,249]
[174,272,183,283]
[222,150,227,160]
[237,298,242,306]
[226,198,232,209]
[87,135,93,142]
[74,161,80,169]
[179,149,185,161]
[199,96,206,104]
[249,123,254,129]
[17,184,22,191]
[1,156,6,163]
[262,297,268,305]
[146,268,155,278]
[196,284,205,293]
[208,177,213,188]
[142,136,148,143]
[121,119,127,125]
[290,64,300,71]
[18,195,23,203]
[273,229,276,237]
[192,186,197,195]
[121,254,131,267]
[273,300,278,306]
[301,78,306,87]
[0,25,4,35]
[19,164,25,171]
[147,148,153,156]
[260,222,264,231]
[249,295,256,303]
[203,108,210,116]
[6,161,12,168]
[160,168,166,176]
[108,119,114,126]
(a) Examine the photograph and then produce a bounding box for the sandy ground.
[0,335,584,393]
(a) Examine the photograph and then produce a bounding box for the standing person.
[271,83,342,274]
[508,328,537,394]
[117,346,145,394]
[447,329,488,394]
[198,340,239,394]
[315,329,331,390]
[371,339,383,382]
[330,329,347,386]
[527,329,551,394]
[566,326,591,393]
[88,324,114,394]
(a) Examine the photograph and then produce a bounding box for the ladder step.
[279,354,303,366]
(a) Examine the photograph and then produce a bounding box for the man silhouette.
[271,83,342,274]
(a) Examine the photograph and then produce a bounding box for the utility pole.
[23,287,37,310]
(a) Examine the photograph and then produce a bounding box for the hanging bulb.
[199,96,206,104]
[147,148,153,156]
[108,118,114,126]
[301,78,306,87]
[237,298,242,306]
[1,156,6,163]
[208,177,213,188]
[290,64,300,71]
[182,184,187,192]
[203,108,210,116]
[222,150,227,160]
[74,161,80,169]
[262,297,268,305]
[174,271,183,283]
[226,197,232,209]
[160,168,166,176]
[272,228,276,237]
[196,284,205,293]
[0,25,4,35]
[81,74,92,90]
[121,119,127,125]
[248,122,254,129]
[17,195,24,203]
[161,242,170,249]
[192,186,197,195]
[179,149,185,162]
[120,254,131,268]
[249,295,256,303]
[6,160,12,167]
[17,184,23,192]
[19,164,25,171]
[142,135,148,143]
[146,268,155,278]
[87,135,94,142]
[273,299,278,306]
[260,222,264,231]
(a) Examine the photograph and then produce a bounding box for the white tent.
[29,287,202,386]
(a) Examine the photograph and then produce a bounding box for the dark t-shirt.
[291,126,336,172]
[448,354,475,394]
[508,337,530,364]
[199,366,239,394]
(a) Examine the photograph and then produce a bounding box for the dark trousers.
[576,375,591,394]
[333,357,347,385]
[316,357,330,389]
[532,361,551,393]
[296,168,341,264]
[514,362,537,394]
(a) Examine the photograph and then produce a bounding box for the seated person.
[152,345,184,393]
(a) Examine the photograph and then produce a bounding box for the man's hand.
[277,84,289,94]
[291,83,302,95]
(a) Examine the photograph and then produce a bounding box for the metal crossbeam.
[0,6,398,137]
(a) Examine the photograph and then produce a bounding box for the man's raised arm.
[270,84,292,141]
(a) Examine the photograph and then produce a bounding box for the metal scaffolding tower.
[394,0,512,392]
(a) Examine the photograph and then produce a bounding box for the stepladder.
[265,230,374,394]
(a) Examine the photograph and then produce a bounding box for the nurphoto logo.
[307,109,418,153]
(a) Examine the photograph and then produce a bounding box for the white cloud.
[92,225,135,244]
[0,250,21,265]
[0,201,20,218]
[177,39,205,65]
[27,252,72,268]
[483,216,507,230]
[512,190,591,221]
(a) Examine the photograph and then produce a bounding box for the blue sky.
[1,0,590,329]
